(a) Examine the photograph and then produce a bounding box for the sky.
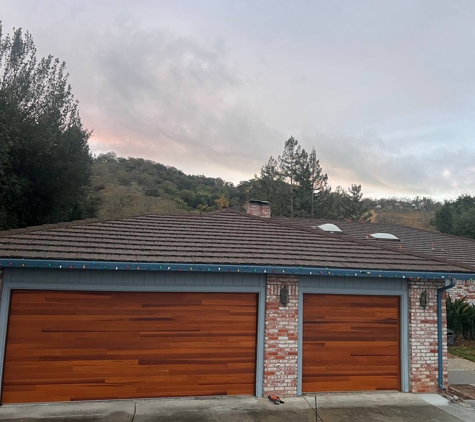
[1,0,475,199]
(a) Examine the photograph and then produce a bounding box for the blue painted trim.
[0,283,11,401]
[1,258,474,281]
[256,287,266,397]
[437,279,456,390]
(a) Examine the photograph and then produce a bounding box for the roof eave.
[1,258,473,282]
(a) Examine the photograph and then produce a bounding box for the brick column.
[408,279,446,392]
[263,274,298,397]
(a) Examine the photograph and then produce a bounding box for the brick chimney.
[246,200,271,218]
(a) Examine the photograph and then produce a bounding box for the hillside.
[89,152,249,219]
[370,209,437,231]
[89,152,439,232]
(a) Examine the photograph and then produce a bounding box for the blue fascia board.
[0,258,474,281]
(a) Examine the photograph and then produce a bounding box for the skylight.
[317,223,343,233]
[370,233,399,241]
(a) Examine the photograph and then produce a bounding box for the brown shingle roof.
[0,211,471,273]
[272,217,475,270]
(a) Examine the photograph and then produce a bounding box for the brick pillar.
[263,274,298,397]
[408,279,446,392]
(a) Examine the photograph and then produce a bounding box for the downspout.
[437,278,456,390]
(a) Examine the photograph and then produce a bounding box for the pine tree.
[278,137,300,217]
[308,148,329,218]
[343,184,372,221]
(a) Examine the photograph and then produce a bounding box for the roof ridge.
[266,216,475,273]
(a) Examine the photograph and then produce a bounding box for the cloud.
[2,0,475,197]
[301,131,475,199]
[60,16,282,181]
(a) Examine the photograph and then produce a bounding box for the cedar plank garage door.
[303,294,400,392]
[2,290,258,404]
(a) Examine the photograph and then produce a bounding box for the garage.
[303,294,400,392]
[2,290,258,404]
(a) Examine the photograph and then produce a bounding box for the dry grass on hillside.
[96,184,186,220]
[370,209,436,231]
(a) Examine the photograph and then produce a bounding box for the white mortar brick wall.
[263,274,298,397]
[408,279,446,392]
[449,279,475,305]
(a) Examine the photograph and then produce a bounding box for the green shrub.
[447,295,475,341]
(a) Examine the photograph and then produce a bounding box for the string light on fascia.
[0,259,472,281]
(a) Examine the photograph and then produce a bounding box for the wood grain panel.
[2,290,258,403]
[303,294,400,392]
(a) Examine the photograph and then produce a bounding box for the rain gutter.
[437,278,457,390]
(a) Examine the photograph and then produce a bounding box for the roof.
[0,211,471,273]
[272,217,475,270]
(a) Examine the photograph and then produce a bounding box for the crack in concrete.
[303,395,324,422]
[130,401,137,422]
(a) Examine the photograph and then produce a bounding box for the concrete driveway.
[0,392,473,422]
[311,392,474,422]
[448,353,475,407]
[448,354,475,385]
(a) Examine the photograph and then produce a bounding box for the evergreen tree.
[308,148,329,218]
[0,25,94,229]
[325,186,347,220]
[278,137,300,217]
[293,148,310,217]
[433,195,475,239]
[342,184,372,221]
[250,156,289,216]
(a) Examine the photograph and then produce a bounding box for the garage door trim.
[298,283,409,395]
[0,279,266,401]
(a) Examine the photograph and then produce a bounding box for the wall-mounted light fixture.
[280,286,289,306]
[420,291,429,309]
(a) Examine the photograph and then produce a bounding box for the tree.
[249,156,289,216]
[433,195,475,239]
[0,25,94,229]
[252,137,337,218]
[308,148,329,218]
[342,184,372,221]
[325,186,347,220]
[278,137,300,217]
[215,194,229,209]
[258,156,281,202]
[293,148,311,217]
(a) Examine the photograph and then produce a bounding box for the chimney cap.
[248,200,270,206]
